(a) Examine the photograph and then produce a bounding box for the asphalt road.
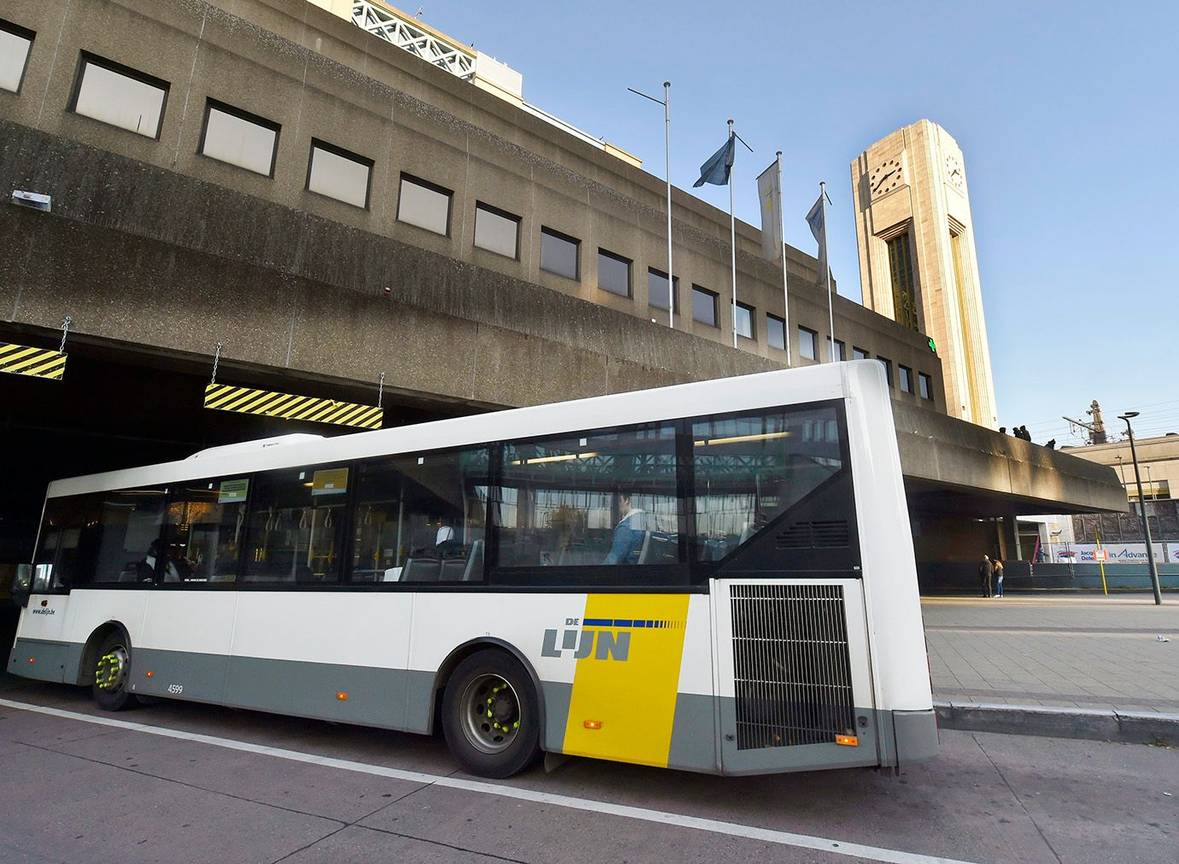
[0,672,1175,864]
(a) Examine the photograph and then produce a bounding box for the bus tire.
[91,632,138,712]
[442,650,540,778]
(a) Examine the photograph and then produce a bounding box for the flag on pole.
[693,135,735,187]
[757,160,783,261]
[805,192,827,276]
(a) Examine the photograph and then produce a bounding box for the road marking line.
[0,697,978,864]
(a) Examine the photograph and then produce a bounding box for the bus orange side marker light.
[583,720,602,730]
[145,671,154,678]
[336,691,349,702]
[27,657,35,664]
[835,735,859,747]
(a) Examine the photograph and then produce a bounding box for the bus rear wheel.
[442,651,540,778]
[92,632,138,711]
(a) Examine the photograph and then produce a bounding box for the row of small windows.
[0,19,936,389]
[792,329,933,400]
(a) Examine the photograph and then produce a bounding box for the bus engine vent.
[774,520,850,549]
[730,583,856,750]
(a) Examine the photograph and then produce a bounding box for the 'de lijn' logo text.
[540,617,679,662]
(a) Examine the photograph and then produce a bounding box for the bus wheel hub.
[95,647,128,692]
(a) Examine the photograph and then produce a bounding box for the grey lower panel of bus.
[7,638,937,773]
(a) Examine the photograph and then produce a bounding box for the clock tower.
[850,120,998,429]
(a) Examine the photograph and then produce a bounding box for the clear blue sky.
[413,0,1178,443]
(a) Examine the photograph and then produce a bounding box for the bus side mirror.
[11,564,32,608]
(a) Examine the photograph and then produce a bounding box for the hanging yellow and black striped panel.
[0,342,67,381]
[203,383,382,430]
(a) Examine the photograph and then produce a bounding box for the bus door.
[710,577,878,774]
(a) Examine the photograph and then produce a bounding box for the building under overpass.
[0,0,1124,590]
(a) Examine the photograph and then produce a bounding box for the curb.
[933,700,1179,746]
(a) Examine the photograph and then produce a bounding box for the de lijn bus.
[9,361,936,778]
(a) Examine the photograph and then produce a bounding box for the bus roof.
[46,361,887,498]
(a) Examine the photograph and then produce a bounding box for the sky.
[408,0,1178,444]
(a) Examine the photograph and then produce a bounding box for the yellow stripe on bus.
[562,594,690,768]
[202,384,382,429]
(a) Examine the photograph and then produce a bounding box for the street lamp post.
[1118,412,1163,605]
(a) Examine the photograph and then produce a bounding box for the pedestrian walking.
[978,554,993,598]
[993,558,1005,597]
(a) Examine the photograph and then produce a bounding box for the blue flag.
[693,135,735,187]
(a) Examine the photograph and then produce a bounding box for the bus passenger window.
[692,406,843,561]
[89,489,167,584]
[351,448,489,583]
[492,424,683,571]
[163,478,250,584]
[243,466,349,584]
[32,494,101,591]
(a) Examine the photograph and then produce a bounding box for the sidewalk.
[922,595,1179,713]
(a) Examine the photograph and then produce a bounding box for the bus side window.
[351,448,490,584]
[242,466,349,585]
[491,423,683,574]
[691,405,845,562]
[31,495,98,592]
[87,489,168,584]
[163,478,250,585]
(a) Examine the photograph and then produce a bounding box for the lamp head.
[1118,411,1140,420]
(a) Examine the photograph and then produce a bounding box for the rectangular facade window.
[397,174,451,235]
[352,448,489,583]
[200,100,279,176]
[798,326,818,360]
[918,372,932,401]
[474,202,520,259]
[827,338,845,361]
[899,365,913,393]
[887,232,920,331]
[852,346,869,361]
[648,268,679,312]
[733,302,755,340]
[491,423,685,584]
[307,140,372,209]
[597,248,632,297]
[877,356,893,387]
[71,53,168,139]
[540,227,579,280]
[0,19,34,94]
[766,314,785,350]
[692,285,718,327]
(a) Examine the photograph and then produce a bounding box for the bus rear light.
[835,734,859,747]
[336,691,349,702]
[583,719,602,730]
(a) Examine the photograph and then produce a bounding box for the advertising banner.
[1069,543,1171,564]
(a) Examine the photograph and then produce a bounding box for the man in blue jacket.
[604,493,648,565]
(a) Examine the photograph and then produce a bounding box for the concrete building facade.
[851,120,999,429]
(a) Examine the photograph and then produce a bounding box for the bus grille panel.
[730,583,856,750]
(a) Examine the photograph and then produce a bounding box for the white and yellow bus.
[9,362,936,777]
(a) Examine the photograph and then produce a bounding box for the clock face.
[945,154,965,192]
[869,158,904,198]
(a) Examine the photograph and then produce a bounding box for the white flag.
[757,161,782,261]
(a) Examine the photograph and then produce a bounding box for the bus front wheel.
[91,632,138,711]
[442,650,540,778]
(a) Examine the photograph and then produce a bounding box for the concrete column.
[1005,514,1022,561]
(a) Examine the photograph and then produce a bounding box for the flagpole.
[821,180,835,362]
[628,82,674,328]
[777,151,791,367]
[663,82,673,330]
[728,119,737,349]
